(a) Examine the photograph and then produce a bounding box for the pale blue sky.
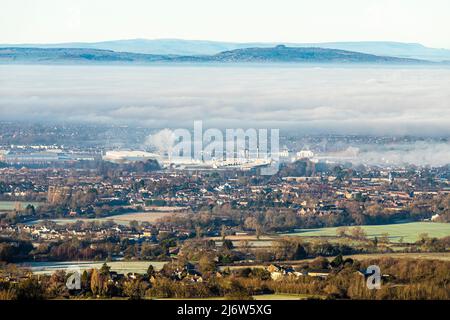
[1,0,450,48]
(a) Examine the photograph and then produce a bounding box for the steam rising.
[144,129,175,155]
[354,142,450,167]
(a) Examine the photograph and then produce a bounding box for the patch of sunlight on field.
[29,211,182,226]
[22,260,167,275]
[280,222,450,243]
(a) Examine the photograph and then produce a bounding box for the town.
[0,124,449,300]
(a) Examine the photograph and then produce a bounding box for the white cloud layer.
[1,65,449,136]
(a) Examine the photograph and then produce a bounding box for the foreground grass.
[157,293,321,300]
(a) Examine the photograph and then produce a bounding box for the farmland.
[342,252,450,261]
[97,211,185,224]
[209,222,450,249]
[29,210,186,226]
[0,201,43,211]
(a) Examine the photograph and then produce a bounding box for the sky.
[1,0,450,48]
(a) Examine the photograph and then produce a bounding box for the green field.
[0,201,43,211]
[343,252,450,261]
[280,222,450,243]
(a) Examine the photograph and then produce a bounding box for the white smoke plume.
[145,129,176,155]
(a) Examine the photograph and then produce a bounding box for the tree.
[195,225,203,239]
[336,226,348,238]
[221,225,227,241]
[309,257,329,270]
[380,233,390,244]
[90,268,101,296]
[198,255,216,275]
[250,268,271,281]
[90,266,111,297]
[273,238,307,260]
[244,216,258,230]
[81,270,90,292]
[350,226,367,240]
[418,233,430,244]
[293,243,307,260]
[330,254,344,268]
[373,237,378,247]
[224,279,253,300]
[147,264,156,278]
[129,220,140,232]
[46,270,68,298]
[25,204,36,216]
[123,279,148,300]
[16,277,45,300]
[100,263,111,275]
[222,239,234,251]
[255,224,263,240]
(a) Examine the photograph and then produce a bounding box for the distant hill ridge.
[0,46,433,64]
[1,39,450,61]
[208,45,424,63]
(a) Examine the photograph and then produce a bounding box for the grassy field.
[22,260,167,275]
[217,252,450,272]
[30,211,185,226]
[0,201,43,211]
[343,252,450,262]
[280,222,450,243]
[109,211,184,223]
